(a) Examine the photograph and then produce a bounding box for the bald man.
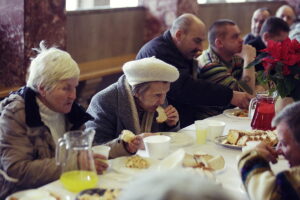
[136,14,252,127]
[276,5,296,27]
[244,8,271,44]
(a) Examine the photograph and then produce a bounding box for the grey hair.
[254,7,271,16]
[26,41,80,92]
[170,13,198,36]
[131,81,168,96]
[272,102,300,143]
[208,19,236,47]
[131,82,152,96]
[119,169,234,200]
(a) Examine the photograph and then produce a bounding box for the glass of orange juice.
[195,120,208,144]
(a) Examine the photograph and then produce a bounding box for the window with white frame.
[66,0,139,11]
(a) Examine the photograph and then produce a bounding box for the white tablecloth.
[39,113,289,200]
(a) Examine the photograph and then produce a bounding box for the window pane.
[110,0,139,8]
[66,0,139,10]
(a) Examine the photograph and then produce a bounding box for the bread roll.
[156,106,167,123]
[120,130,136,143]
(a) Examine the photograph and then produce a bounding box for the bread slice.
[227,130,240,145]
[236,135,249,146]
[194,154,214,162]
[183,153,197,167]
[156,106,167,123]
[207,155,225,170]
[120,130,136,143]
[266,131,278,146]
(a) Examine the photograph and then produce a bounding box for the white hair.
[119,169,233,200]
[26,41,80,92]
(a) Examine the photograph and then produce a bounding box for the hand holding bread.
[121,130,142,153]
[156,106,167,123]
[121,130,136,143]
[254,142,279,164]
[156,105,179,127]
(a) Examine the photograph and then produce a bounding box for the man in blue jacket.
[137,13,252,127]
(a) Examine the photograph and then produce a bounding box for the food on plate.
[227,130,239,144]
[182,153,225,171]
[224,129,278,146]
[233,109,248,117]
[156,106,167,123]
[125,155,149,169]
[78,189,120,200]
[207,155,225,170]
[120,130,136,143]
[9,190,59,200]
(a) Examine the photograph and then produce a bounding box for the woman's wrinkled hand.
[164,105,179,127]
[125,136,143,153]
[93,154,109,174]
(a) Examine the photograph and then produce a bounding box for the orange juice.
[196,129,207,144]
[60,170,98,192]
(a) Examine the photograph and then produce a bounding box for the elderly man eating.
[86,57,180,158]
[238,102,300,200]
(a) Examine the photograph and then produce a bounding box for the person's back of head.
[276,5,296,27]
[259,17,290,44]
[119,170,234,200]
[27,41,79,92]
[260,16,290,36]
[208,19,236,48]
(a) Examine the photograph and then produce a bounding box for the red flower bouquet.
[251,38,300,100]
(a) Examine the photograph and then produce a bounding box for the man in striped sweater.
[197,19,256,116]
[198,19,256,95]
[238,102,300,200]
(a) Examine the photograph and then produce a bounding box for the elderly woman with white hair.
[86,57,180,158]
[0,42,108,198]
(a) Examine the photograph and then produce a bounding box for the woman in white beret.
[86,57,180,158]
[0,41,108,199]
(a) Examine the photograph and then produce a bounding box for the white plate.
[110,156,159,175]
[223,109,249,120]
[6,189,60,200]
[160,132,194,148]
[214,136,242,150]
[157,149,185,170]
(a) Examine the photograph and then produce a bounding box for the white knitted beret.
[123,57,179,86]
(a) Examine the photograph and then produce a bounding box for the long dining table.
[37,111,289,200]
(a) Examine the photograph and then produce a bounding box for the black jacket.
[136,31,233,127]
[248,36,266,71]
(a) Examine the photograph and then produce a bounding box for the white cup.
[203,120,226,141]
[92,145,111,159]
[143,135,171,159]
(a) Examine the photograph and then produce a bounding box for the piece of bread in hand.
[120,130,136,143]
[156,106,167,123]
